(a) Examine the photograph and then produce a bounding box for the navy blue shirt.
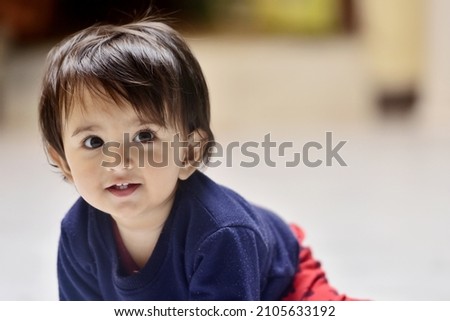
[58,171,299,300]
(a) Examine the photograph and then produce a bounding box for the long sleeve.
[188,227,266,300]
[57,229,102,300]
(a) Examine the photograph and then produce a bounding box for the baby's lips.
[106,183,141,197]
[107,183,140,190]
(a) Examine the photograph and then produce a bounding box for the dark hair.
[39,18,214,165]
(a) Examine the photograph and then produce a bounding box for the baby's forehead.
[63,87,120,118]
[70,86,120,111]
[63,86,169,129]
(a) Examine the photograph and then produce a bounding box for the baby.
[39,17,350,300]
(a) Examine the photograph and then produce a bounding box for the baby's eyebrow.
[137,119,161,129]
[137,117,156,125]
[71,125,100,137]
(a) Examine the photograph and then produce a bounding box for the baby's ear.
[47,146,73,182]
[178,129,208,180]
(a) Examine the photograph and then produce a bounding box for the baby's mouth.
[107,183,140,196]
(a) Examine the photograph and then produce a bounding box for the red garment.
[282,224,354,301]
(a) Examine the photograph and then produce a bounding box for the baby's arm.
[57,229,102,300]
[188,227,264,300]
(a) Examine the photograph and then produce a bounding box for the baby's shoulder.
[61,197,91,235]
[175,171,294,251]
[59,198,108,258]
[178,171,262,230]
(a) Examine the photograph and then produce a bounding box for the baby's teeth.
[116,183,129,190]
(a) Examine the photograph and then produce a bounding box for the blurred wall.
[0,0,357,43]
[422,0,450,130]
[356,0,424,114]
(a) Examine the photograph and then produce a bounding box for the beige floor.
[1,33,449,300]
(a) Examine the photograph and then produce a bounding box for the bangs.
[55,23,189,133]
[61,80,168,129]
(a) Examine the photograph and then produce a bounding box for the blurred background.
[0,0,449,300]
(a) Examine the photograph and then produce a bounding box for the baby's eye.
[83,136,104,149]
[133,130,155,143]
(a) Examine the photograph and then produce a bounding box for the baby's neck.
[115,222,164,269]
[111,200,174,269]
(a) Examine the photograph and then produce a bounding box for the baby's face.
[60,89,191,222]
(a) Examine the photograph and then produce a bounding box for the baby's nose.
[101,141,141,171]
